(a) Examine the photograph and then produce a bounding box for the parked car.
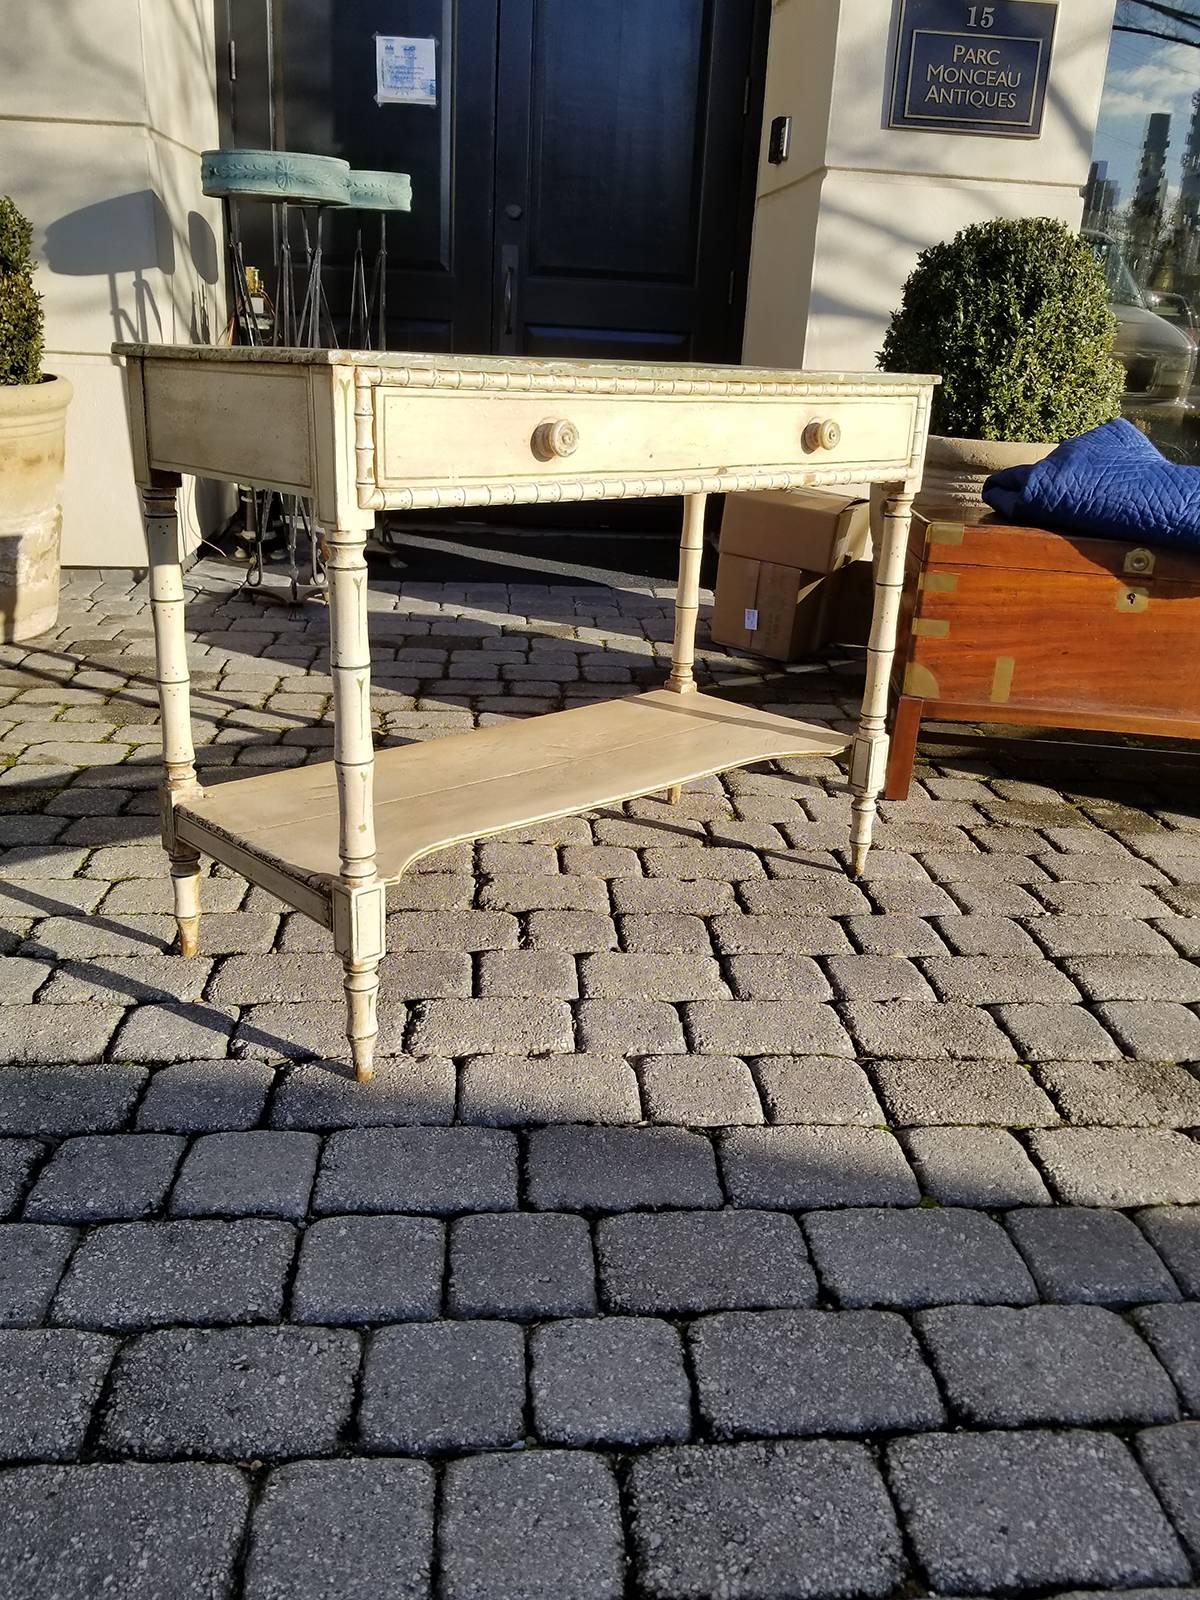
[1145,289,1198,345]
[1082,230,1195,422]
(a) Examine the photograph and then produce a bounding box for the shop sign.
[889,0,1057,138]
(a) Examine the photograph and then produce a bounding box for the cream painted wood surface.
[117,344,934,1081]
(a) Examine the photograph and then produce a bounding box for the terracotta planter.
[916,432,1057,516]
[0,374,71,641]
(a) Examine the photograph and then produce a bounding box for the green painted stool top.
[201,150,351,206]
[346,170,413,212]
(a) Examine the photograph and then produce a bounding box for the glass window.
[1090,3,1200,458]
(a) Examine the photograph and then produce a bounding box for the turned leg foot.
[665,784,682,806]
[344,961,380,1083]
[170,847,202,957]
[849,796,876,879]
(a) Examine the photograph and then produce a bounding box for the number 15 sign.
[889,0,1058,138]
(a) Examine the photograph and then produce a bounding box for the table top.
[113,343,939,395]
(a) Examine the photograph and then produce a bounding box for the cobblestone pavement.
[0,558,1199,1599]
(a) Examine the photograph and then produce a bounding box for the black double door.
[219,0,766,364]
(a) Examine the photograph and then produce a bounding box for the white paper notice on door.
[375,35,437,106]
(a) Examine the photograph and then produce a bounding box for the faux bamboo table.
[115,345,934,1080]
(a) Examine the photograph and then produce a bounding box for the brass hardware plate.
[1117,585,1149,613]
[911,617,949,638]
[990,655,1015,704]
[925,521,965,545]
[1123,547,1155,577]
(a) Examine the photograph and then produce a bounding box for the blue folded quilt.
[982,416,1200,551]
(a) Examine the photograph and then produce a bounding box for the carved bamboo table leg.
[664,492,707,803]
[323,521,386,1082]
[143,476,204,957]
[849,485,916,876]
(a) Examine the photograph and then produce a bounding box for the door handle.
[503,263,514,336]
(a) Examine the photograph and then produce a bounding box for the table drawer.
[370,388,919,495]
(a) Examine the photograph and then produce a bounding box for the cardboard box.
[718,489,870,572]
[710,490,873,661]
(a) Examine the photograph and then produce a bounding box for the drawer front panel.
[373,390,918,491]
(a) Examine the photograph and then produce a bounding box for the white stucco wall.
[0,0,225,565]
[743,0,1118,372]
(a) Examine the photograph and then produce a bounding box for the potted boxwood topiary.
[879,216,1124,510]
[0,195,71,640]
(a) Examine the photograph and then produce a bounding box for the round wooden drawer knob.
[803,418,842,452]
[531,419,580,460]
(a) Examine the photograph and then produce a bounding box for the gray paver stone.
[0,1009,124,1070]
[597,1210,818,1314]
[315,1127,517,1215]
[360,1321,524,1453]
[638,1054,763,1125]
[629,1440,905,1600]
[292,1215,443,1324]
[0,1463,249,1600]
[0,1063,147,1136]
[244,1458,434,1600]
[720,1126,919,1209]
[102,1326,359,1459]
[804,1207,1036,1308]
[751,1056,884,1125]
[724,954,835,1002]
[690,1309,944,1439]
[929,915,1041,956]
[0,1329,115,1460]
[530,1316,691,1445]
[887,1430,1190,1593]
[25,1134,183,1223]
[1137,1206,1200,1297]
[457,1054,640,1126]
[1134,1305,1200,1413]
[1138,1423,1200,1565]
[710,914,852,956]
[137,1059,275,1132]
[868,1058,1059,1127]
[234,1000,409,1062]
[170,1131,319,1219]
[0,1139,42,1217]
[1029,914,1178,956]
[1094,1001,1200,1060]
[0,1224,77,1327]
[574,999,686,1054]
[271,1057,455,1129]
[408,997,574,1056]
[903,1127,1052,1207]
[449,1212,596,1319]
[1006,1207,1182,1305]
[1038,1058,1200,1127]
[111,1002,238,1062]
[52,1218,295,1331]
[440,1451,623,1600]
[843,1001,1017,1059]
[990,1002,1124,1061]
[920,956,1080,1003]
[823,954,932,1002]
[916,1304,1179,1426]
[477,949,579,998]
[684,1001,854,1057]
[526,1125,721,1211]
[578,952,728,999]
[1062,955,1200,1002]
[1026,1128,1200,1206]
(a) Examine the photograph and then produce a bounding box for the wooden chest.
[885,514,1200,799]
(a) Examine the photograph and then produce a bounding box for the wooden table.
[115,345,933,1080]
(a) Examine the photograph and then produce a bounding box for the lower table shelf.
[175,688,847,903]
